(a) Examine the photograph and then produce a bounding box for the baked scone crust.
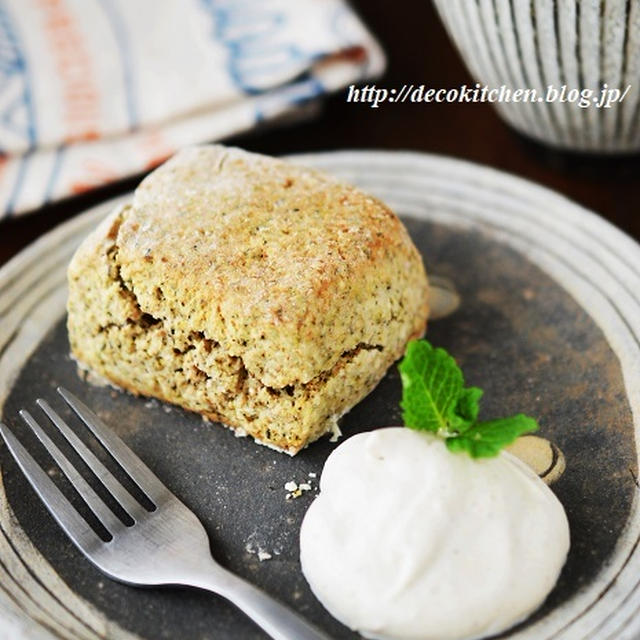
[67,146,429,453]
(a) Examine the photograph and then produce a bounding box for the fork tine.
[36,399,144,519]
[57,388,170,505]
[20,409,126,535]
[0,421,104,554]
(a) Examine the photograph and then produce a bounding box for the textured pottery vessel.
[433,0,640,153]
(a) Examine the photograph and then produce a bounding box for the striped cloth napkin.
[0,0,384,218]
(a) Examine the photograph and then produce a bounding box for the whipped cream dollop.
[300,428,570,640]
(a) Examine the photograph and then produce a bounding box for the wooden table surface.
[2,1,638,268]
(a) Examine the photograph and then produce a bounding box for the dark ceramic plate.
[1,151,639,640]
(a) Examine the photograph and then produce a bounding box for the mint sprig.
[398,340,538,458]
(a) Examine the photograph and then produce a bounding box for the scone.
[67,145,429,454]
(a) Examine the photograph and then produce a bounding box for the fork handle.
[187,565,332,640]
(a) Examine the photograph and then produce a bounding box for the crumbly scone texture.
[67,145,429,453]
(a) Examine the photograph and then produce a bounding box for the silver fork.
[0,387,329,640]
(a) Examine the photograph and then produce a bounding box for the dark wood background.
[1,0,638,268]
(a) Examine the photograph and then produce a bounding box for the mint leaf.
[398,340,463,435]
[398,339,539,458]
[449,386,483,432]
[445,415,538,458]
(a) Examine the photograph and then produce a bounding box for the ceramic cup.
[433,0,640,153]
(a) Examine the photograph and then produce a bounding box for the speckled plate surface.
[0,151,639,640]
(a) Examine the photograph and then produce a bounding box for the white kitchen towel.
[0,0,384,217]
